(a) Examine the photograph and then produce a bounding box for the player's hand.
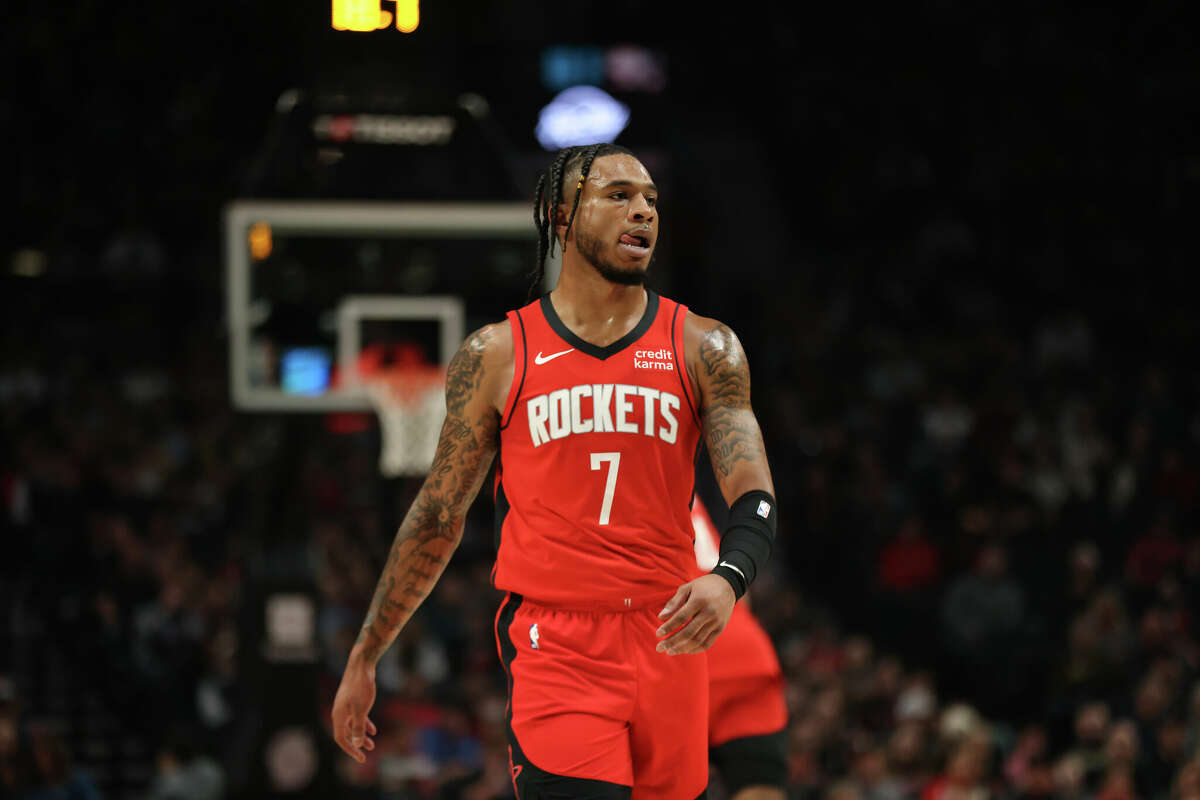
[331,651,378,763]
[655,574,736,655]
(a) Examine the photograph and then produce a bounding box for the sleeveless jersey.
[493,291,704,608]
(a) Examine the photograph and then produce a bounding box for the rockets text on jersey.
[524,383,681,446]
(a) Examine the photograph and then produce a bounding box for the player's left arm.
[656,314,775,655]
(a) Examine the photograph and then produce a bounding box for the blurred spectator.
[850,746,905,800]
[922,388,974,454]
[22,723,101,800]
[886,722,933,797]
[919,732,990,800]
[1053,754,1088,800]
[0,679,30,797]
[1035,311,1093,372]
[875,515,942,667]
[1004,724,1050,795]
[1154,449,1200,512]
[1126,513,1185,591]
[1186,683,1200,761]
[1059,401,1111,503]
[939,543,1029,712]
[1065,701,1112,791]
[415,699,483,784]
[1027,436,1070,519]
[1102,720,1143,797]
[877,516,942,595]
[1146,717,1189,797]
[1109,419,1154,526]
[0,678,100,800]
[1094,768,1137,800]
[1173,760,1200,800]
[144,727,225,800]
[826,779,864,800]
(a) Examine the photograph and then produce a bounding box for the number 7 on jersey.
[589,452,621,525]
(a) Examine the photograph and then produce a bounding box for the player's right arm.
[331,322,512,763]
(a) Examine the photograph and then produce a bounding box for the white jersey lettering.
[525,383,684,447]
[659,392,679,444]
[592,384,615,432]
[570,384,593,434]
[528,395,550,446]
[614,384,638,434]
[637,386,660,436]
[548,388,571,440]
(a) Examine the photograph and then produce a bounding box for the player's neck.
[549,260,648,343]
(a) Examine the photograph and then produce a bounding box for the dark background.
[3,2,1199,799]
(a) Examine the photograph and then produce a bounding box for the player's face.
[562,154,658,285]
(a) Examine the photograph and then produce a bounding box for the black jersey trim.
[538,290,660,361]
[495,593,523,795]
[500,310,528,431]
[688,440,703,511]
[671,302,702,430]
[493,480,511,553]
[496,592,522,726]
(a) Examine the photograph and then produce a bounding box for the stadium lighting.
[535,86,630,151]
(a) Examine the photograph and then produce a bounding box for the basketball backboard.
[224,200,546,412]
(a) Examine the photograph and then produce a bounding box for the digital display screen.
[280,348,332,395]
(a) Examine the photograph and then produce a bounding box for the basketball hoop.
[359,365,446,477]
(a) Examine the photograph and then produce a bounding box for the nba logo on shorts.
[530,623,540,650]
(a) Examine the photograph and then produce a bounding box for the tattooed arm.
[686,314,774,502]
[332,322,512,762]
[654,314,774,656]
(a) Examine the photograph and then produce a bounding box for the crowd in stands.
[14,0,1200,791]
[3,8,1198,794]
[0,280,252,799]
[2,249,1197,800]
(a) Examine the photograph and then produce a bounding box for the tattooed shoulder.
[696,322,750,408]
[444,325,497,417]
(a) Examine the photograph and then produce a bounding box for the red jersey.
[493,291,703,608]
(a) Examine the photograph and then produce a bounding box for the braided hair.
[529,143,634,299]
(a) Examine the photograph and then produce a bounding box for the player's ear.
[555,203,569,241]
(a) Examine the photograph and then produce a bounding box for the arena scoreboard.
[331,0,419,32]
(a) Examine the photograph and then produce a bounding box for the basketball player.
[693,500,788,800]
[331,143,778,800]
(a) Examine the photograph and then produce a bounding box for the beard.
[574,229,650,286]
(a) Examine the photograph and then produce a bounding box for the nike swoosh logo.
[534,348,574,365]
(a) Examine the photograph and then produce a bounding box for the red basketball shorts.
[495,592,709,800]
[707,602,787,747]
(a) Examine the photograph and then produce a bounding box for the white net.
[361,367,446,477]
